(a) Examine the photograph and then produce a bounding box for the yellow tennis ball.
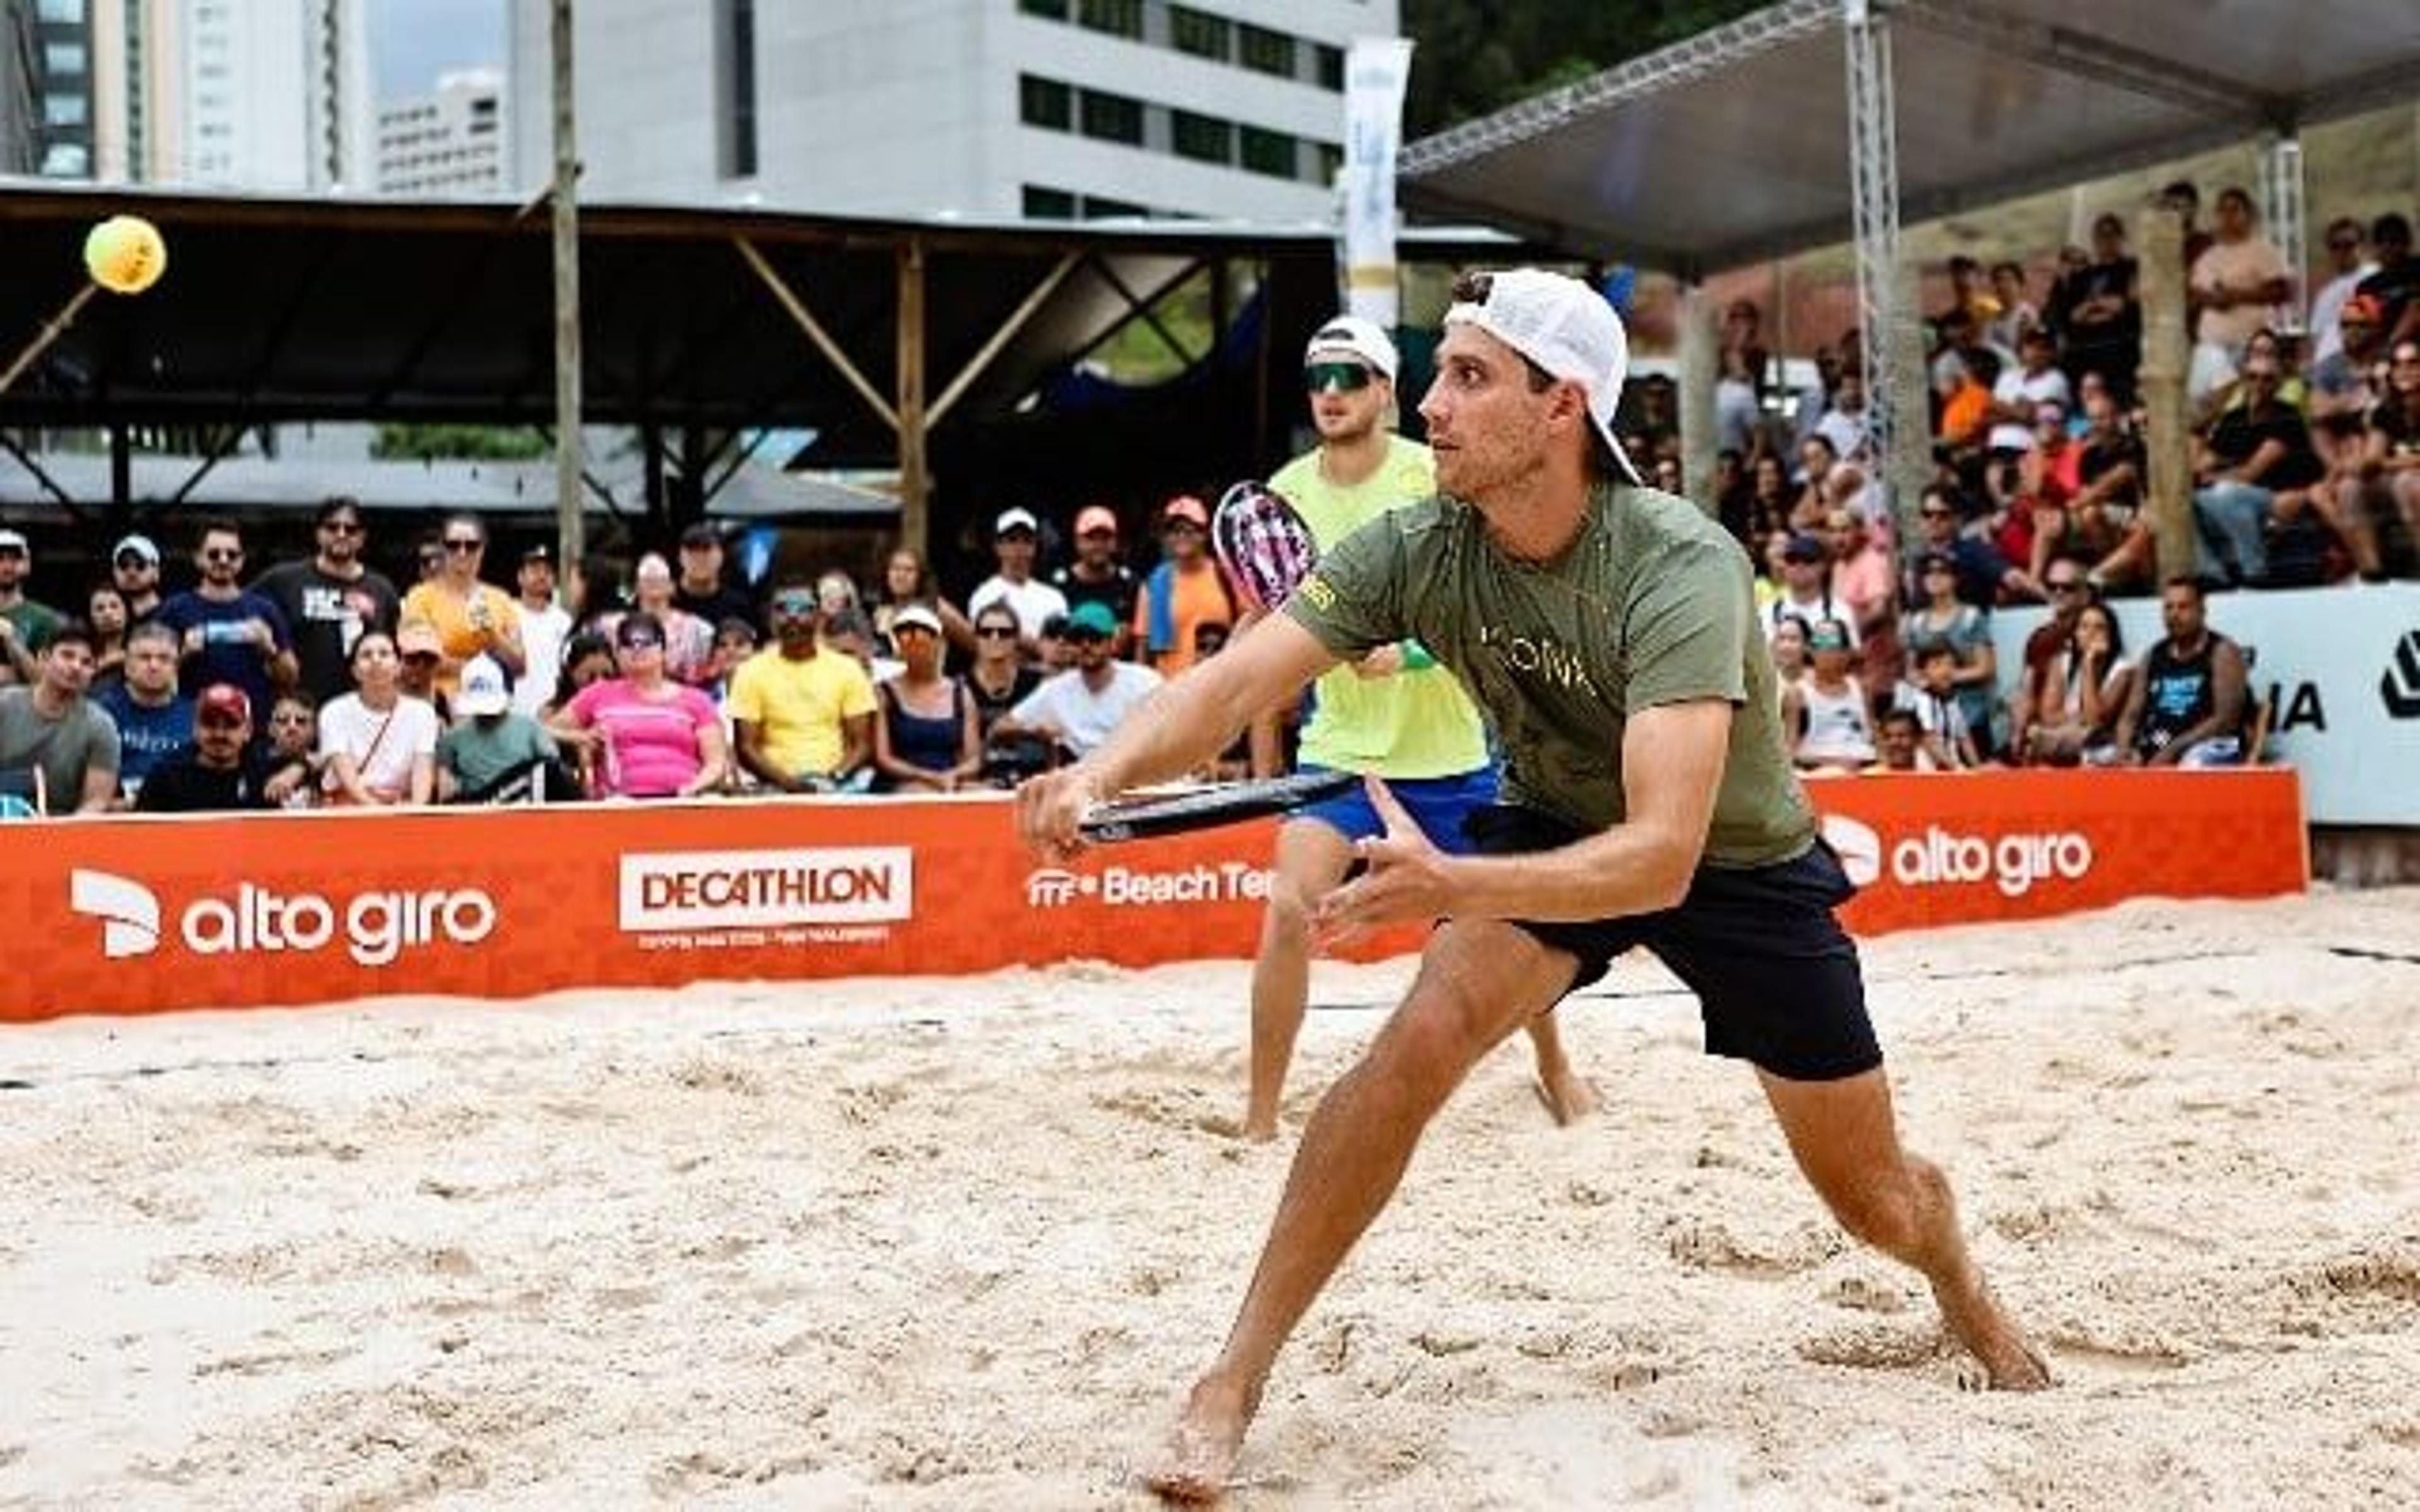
[84,215,168,295]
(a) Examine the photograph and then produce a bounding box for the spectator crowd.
[1653,180,2416,775]
[0,490,1262,817]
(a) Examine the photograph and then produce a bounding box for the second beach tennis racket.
[1076,769,1357,843]
[1212,480,1319,613]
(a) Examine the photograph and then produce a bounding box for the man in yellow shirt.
[727,583,877,792]
[1243,314,1594,1142]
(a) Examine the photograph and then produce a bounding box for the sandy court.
[3,886,2417,1509]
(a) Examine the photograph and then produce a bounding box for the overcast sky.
[372,0,506,102]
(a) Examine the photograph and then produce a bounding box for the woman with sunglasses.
[318,630,439,806]
[399,513,526,704]
[966,603,1046,785]
[869,604,981,792]
[548,612,729,800]
[2343,338,2420,576]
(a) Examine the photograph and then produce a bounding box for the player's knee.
[1260,878,1319,941]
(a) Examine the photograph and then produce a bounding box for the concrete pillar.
[2138,205,2195,584]
[1678,280,1719,517]
[1887,257,1931,546]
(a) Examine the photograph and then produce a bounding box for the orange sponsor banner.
[2,770,2305,1024]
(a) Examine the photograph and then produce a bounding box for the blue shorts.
[1290,765,1499,856]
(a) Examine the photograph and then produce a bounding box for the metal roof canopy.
[0,183,1514,446]
[1399,0,2420,277]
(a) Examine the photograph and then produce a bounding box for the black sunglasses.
[975,625,1019,639]
[1305,361,1373,394]
[202,547,243,563]
[443,537,483,553]
[321,519,364,536]
[113,551,152,568]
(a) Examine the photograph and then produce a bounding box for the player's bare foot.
[1532,1066,1601,1126]
[1237,1114,1280,1145]
[1933,1278,2053,1390]
[1140,1373,1260,1504]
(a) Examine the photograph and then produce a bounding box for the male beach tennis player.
[1017,268,2049,1501]
[1243,312,1593,1141]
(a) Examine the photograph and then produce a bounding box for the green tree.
[1402,0,1767,137]
[371,424,550,462]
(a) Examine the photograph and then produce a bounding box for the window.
[716,0,758,177]
[1316,45,1345,91]
[1076,0,1141,39]
[1171,111,1231,165]
[37,0,85,21]
[1082,195,1146,220]
[1017,0,1068,17]
[1238,25,1295,78]
[1019,74,1071,131]
[1170,7,1230,61]
[1313,140,1343,185]
[43,42,85,74]
[1079,89,1142,146]
[1241,127,1296,178]
[43,93,88,127]
[40,142,88,176]
[1022,185,1076,220]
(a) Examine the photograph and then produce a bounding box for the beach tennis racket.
[1212,480,1319,612]
[1076,769,1357,843]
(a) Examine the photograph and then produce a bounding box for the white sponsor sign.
[618,847,914,932]
[1340,37,1414,328]
[1991,582,2420,825]
[69,868,497,966]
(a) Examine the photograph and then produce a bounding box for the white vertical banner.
[1340,37,1414,328]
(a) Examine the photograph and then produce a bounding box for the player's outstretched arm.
[1016,614,1335,855]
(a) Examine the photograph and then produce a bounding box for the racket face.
[1213,481,1319,612]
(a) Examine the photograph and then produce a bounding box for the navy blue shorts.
[1293,765,1497,857]
[1466,806,1882,1082]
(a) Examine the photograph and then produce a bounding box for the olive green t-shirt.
[1284,481,1813,868]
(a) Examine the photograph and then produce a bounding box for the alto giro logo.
[1888,825,2094,898]
[68,868,498,966]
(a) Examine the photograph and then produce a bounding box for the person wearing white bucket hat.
[1017,266,2048,1498]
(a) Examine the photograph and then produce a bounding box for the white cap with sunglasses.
[1304,314,1398,382]
[1444,268,1647,486]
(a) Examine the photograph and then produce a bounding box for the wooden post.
[896,237,929,563]
[2137,204,2194,584]
[1677,280,1718,517]
[1887,258,1931,546]
[549,0,585,574]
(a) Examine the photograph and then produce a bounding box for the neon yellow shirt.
[1267,435,1490,779]
[725,647,877,778]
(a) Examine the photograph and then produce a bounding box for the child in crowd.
[1894,641,1982,770]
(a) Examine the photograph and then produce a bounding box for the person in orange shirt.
[398,513,524,702]
[1935,350,1995,454]
[1131,495,1236,677]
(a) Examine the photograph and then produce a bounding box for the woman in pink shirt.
[546,612,727,798]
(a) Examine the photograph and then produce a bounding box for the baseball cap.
[1066,600,1119,638]
[679,521,723,549]
[634,552,674,584]
[113,533,160,566]
[1074,505,1119,537]
[2342,292,2385,326]
[521,541,555,564]
[994,507,1039,537]
[1782,532,1826,563]
[1304,314,1399,381]
[1161,495,1209,529]
[396,618,443,656]
[0,528,26,554]
[2034,399,2066,426]
[196,683,251,725]
[455,653,510,716]
[1444,268,1645,485]
[890,603,943,637]
[1808,620,1853,653]
[1917,548,1957,573]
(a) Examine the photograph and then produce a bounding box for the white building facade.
[507,0,1397,222]
[30,0,372,190]
[377,66,507,196]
